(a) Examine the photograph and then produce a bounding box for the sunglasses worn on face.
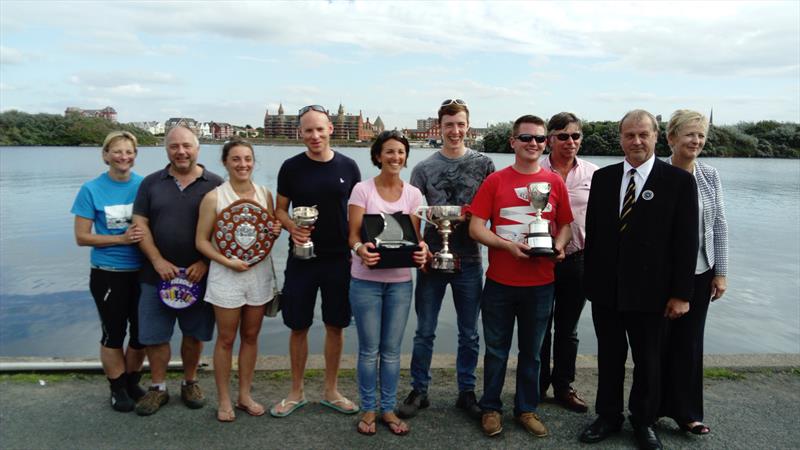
[441,99,467,107]
[298,104,327,117]
[516,134,547,143]
[554,133,582,141]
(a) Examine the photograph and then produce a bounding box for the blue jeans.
[479,279,554,416]
[349,278,413,413]
[409,260,483,394]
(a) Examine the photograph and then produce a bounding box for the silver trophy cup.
[292,206,319,259]
[525,182,555,256]
[412,205,463,272]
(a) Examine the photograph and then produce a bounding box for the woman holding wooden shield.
[196,138,282,422]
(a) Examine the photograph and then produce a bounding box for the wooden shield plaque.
[213,199,277,266]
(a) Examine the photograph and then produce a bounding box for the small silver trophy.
[413,205,463,272]
[524,182,555,256]
[291,205,319,260]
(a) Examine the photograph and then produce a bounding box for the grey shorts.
[138,282,215,345]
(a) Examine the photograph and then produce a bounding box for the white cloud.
[0,46,28,64]
[236,55,279,64]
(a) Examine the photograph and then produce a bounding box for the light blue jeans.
[349,278,413,413]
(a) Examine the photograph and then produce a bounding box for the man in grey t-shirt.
[398,99,495,419]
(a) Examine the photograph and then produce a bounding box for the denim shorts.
[138,281,215,345]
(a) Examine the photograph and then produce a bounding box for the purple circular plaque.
[158,269,201,309]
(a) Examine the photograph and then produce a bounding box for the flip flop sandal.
[320,397,360,415]
[217,408,236,423]
[381,416,410,436]
[235,401,266,417]
[357,414,377,436]
[269,398,308,418]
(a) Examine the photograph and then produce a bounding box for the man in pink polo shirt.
[538,112,599,413]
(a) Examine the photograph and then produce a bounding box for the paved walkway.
[1,354,798,449]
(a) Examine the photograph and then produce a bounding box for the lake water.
[1,146,798,357]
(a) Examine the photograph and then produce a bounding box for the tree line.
[0,111,158,147]
[479,119,800,158]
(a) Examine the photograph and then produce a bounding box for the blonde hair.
[667,109,709,138]
[102,131,138,160]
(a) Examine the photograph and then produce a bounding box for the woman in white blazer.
[661,109,729,435]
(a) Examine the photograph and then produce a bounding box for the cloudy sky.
[1,1,798,129]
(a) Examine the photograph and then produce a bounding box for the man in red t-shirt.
[469,115,573,439]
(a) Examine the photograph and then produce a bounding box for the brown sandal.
[357,412,377,436]
[381,414,410,436]
[217,408,236,422]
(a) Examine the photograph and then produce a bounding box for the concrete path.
[1,354,798,449]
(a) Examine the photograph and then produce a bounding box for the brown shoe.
[481,411,503,437]
[518,412,548,437]
[135,387,169,416]
[181,381,206,409]
[555,388,588,413]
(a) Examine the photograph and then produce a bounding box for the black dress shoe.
[632,424,663,450]
[397,390,429,419]
[455,391,482,420]
[579,416,623,443]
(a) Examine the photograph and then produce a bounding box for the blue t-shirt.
[277,151,361,257]
[71,172,144,269]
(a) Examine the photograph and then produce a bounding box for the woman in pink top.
[348,131,428,436]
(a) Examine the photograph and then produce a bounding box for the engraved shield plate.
[213,199,277,266]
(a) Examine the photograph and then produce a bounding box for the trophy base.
[293,244,316,260]
[431,255,461,273]
[524,247,555,257]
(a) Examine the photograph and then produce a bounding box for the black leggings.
[89,269,143,349]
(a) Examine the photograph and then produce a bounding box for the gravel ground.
[1,361,799,449]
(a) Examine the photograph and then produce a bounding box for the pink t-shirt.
[348,177,424,283]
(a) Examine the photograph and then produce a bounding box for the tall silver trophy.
[524,182,555,256]
[413,205,463,272]
[291,206,319,260]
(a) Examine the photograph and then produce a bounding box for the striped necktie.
[620,169,636,232]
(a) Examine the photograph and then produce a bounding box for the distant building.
[263,102,384,141]
[210,122,234,140]
[130,121,164,135]
[165,117,199,135]
[416,117,437,131]
[197,122,212,138]
[404,123,482,140]
[65,106,117,122]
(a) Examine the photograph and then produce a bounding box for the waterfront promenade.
[1,354,798,449]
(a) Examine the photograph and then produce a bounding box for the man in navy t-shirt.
[270,105,362,418]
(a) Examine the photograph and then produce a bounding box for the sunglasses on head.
[378,130,406,140]
[441,98,467,107]
[515,134,547,143]
[553,132,582,141]
[298,104,327,117]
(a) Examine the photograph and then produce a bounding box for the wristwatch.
[352,242,364,253]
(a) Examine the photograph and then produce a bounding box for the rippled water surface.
[1,146,798,356]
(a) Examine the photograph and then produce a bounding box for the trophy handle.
[411,206,438,228]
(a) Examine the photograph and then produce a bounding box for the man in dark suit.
[579,110,699,450]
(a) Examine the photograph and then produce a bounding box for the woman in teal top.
[71,131,146,412]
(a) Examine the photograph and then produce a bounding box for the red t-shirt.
[470,166,574,287]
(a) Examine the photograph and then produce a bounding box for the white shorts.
[204,257,277,309]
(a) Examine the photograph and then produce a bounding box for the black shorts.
[89,269,143,349]
[281,253,352,330]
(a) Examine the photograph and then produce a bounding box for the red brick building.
[210,122,234,140]
[263,103,384,141]
[65,106,117,122]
